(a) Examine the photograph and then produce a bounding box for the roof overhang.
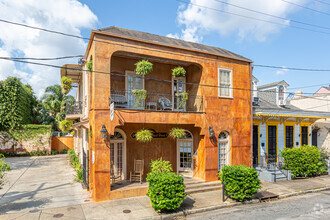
[254,112,330,119]
[61,64,82,83]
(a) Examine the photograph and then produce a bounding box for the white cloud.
[0,0,97,97]
[170,0,308,43]
[276,66,289,75]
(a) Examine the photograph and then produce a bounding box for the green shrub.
[172,67,186,78]
[60,149,68,154]
[0,154,11,188]
[281,145,328,177]
[218,165,261,202]
[51,150,59,155]
[136,129,153,143]
[67,149,83,182]
[150,158,173,174]
[86,60,93,72]
[147,172,186,212]
[135,60,153,75]
[59,120,73,133]
[29,149,49,156]
[75,166,83,182]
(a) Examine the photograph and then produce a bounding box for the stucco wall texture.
[85,32,252,201]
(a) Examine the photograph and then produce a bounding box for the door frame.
[125,70,145,108]
[176,131,193,176]
[266,124,278,161]
[110,128,127,180]
[172,76,186,111]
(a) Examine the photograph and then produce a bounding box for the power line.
[287,82,330,90]
[313,0,330,6]
[253,64,330,72]
[1,56,330,96]
[213,0,330,31]
[175,0,330,35]
[280,0,330,16]
[10,55,83,61]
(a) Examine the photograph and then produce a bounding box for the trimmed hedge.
[9,124,52,141]
[149,158,173,174]
[218,165,261,202]
[281,145,328,177]
[147,172,186,212]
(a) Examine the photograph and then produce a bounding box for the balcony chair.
[110,161,122,185]
[111,94,128,108]
[130,159,144,184]
[158,97,173,111]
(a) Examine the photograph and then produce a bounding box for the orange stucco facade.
[83,31,253,201]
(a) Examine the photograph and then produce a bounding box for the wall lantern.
[100,124,108,139]
[209,126,215,138]
[309,133,311,136]
[296,142,299,146]
[260,134,262,137]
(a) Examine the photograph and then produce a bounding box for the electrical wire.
[1,56,330,96]
[213,0,330,31]
[313,0,330,7]
[9,55,83,60]
[175,0,330,35]
[280,0,330,16]
[253,64,330,72]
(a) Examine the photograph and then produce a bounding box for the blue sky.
[81,0,330,94]
[0,0,329,96]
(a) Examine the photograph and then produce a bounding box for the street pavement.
[0,155,90,215]
[188,190,330,220]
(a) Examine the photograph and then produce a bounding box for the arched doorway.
[218,131,230,171]
[177,131,193,176]
[110,128,127,180]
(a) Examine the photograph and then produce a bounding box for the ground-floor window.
[301,126,308,146]
[218,131,230,171]
[285,126,294,149]
[312,130,318,147]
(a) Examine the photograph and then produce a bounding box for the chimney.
[294,90,303,98]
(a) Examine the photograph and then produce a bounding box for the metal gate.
[83,149,89,189]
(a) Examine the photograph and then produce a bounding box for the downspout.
[250,64,254,168]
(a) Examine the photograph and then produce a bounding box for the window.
[301,126,308,146]
[218,68,233,98]
[218,131,230,171]
[285,126,294,149]
[279,85,284,101]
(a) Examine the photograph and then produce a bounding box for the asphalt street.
[187,190,330,220]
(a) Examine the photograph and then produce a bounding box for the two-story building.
[61,26,253,201]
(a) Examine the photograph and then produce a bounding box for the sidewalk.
[1,175,329,220]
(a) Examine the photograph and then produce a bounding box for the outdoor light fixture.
[100,124,108,139]
[209,126,215,138]
[260,134,262,137]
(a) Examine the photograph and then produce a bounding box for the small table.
[146,102,157,110]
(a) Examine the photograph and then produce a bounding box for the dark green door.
[253,125,259,165]
[268,126,277,161]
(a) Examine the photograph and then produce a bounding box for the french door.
[110,142,125,180]
[172,77,186,111]
[301,126,308,146]
[177,140,193,175]
[125,71,145,108]
[268,126,277,161]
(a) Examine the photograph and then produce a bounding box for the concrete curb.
[149,186,330,220]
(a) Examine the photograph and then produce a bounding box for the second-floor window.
[279,85,284,101]
[218,68,233,98]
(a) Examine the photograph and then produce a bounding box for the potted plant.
[135,60,153,75]
[136,129,153,143]
[132,89,147,107]
[86,60,93,72]
[169,128,186,139]
[61,76,73,95]
[176,92,188,109]
[172,66,186,78]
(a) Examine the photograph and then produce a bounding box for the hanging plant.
[86,60,93,72]
[172,67,186,78]
[61,76,73,95]
[59,120,73,133]
[176,92,188,109]
[132,89,147,107]
[135,60,153,75]
[136,129,153,143]
[169,128,186,139]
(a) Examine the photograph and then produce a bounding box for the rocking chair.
[130,159,144,184]
[110,161,122,185]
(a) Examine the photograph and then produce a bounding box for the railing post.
[222,181,225,202]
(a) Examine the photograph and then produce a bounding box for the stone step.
[186,184,222,194]
[185,181,221,190]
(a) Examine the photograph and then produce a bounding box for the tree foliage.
[0,77,37,130]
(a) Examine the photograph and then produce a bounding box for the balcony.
[65,101,83,120]
[110,89,204,113]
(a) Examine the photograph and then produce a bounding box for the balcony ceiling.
[61,64,82,83]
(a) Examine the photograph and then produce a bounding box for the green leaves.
[135,60,153,75]
[172,66,186,78]
[132,89,147,107]
[281,145,328,177]
[169,128,186,139]
[61,76,73,95]
[147,171,186,212]
[86,60,93,72]
[136,129,153,143]
[175,92,188,109]
[149,158,173,174]
[0,153,11,189]
[218,165,261,202]
[68,149,83,182]
[59,120,73,133]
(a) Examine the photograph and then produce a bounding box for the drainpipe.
[250,63,253,168]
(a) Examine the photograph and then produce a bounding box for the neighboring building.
[252,78,330,171]
[61,26,253,201]
[290,86,330,152]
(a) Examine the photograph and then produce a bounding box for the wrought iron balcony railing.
[65,101,83,115]
[110,89,204,113]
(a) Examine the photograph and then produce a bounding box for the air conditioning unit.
[279,99,286,106]
[253,97,259,106]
